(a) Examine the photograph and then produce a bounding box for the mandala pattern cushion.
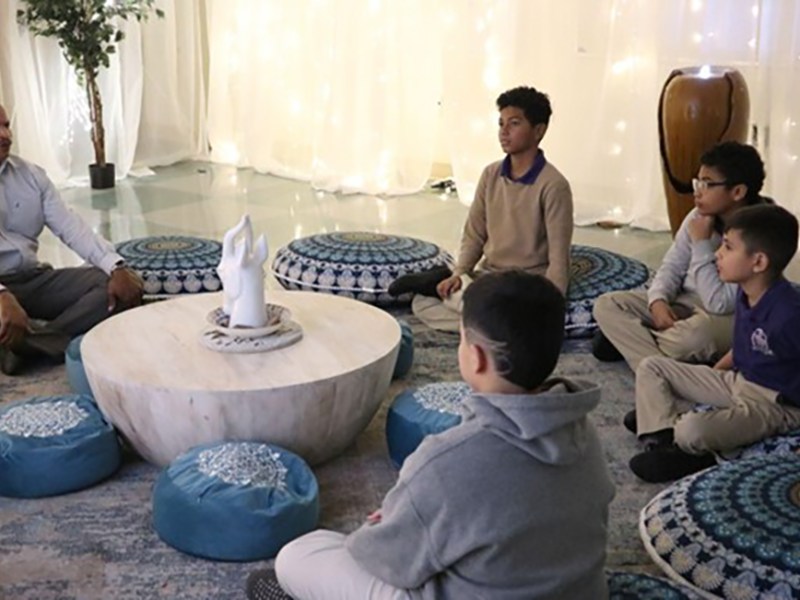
[385,382,470,468]
[152,441,319,561]
[271,232,453,305]
[607,571,702,599]
[115,236,223,296]
[65,335,92,397]
[0,395,121,498]
[640,454,800,599]
[717,429,800,462]
[392,319,414,380]
[566,245,650,339]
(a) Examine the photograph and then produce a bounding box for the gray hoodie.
[346,378,615,600]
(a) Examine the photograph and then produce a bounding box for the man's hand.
[0,291,29,348]
[687,214,715,242]
[436,274,463,300]
[649,300,678,331]
[107,267,144,312]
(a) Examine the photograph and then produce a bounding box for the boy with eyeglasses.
[592,141,771,373]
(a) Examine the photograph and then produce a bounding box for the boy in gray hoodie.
[247,270,615,600]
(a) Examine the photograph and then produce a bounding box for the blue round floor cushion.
[65,335,92,397]
[271,232,453,305]
[392,319,414,379]
[0,395,121,498]
[640,454,800,599]
[566,245,650,339]
[607,571,702,599]
[386,382,470,468]
[716,429,800,462]
[115,236,223,296]
[152,441,319,561]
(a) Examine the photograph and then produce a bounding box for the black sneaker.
[623,409,637,434]
[246,569,293,600]
[0,346,23,376]
[387,266,453,297]
[591,330,624,362]
[629,445,717,483]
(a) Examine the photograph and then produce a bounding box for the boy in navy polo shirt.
[627,204,800,483]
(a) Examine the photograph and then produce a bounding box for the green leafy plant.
[17,0,164,167]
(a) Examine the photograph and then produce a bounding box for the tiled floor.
[41,161,680,280]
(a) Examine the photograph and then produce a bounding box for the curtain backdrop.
[2,0,799,228]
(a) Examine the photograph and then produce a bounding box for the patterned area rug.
[0,316,667,599]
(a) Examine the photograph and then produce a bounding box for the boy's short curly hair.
[462,270,564,390]
[700,142,765,205]
[496,86,552,127]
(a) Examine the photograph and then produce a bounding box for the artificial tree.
[17,0,164,189]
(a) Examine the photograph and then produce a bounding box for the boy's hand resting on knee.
[437,274,462,299]
[366,509,382,525]
[649,300,678,330]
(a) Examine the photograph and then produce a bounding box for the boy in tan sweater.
[389,86,573,331]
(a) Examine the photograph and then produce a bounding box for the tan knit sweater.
[454,159,574,294]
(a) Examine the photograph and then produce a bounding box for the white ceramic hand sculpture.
[227,234,269,329]
[218,215,253,315]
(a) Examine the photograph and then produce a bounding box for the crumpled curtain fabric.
[0,0,206,186]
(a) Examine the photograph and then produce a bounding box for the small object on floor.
[629,445,716,483]
[0,345,23,376]
[65,335,92,396]
[392,319,414,379]
[623,409,637,435]
[387,265,453,297]
[246,569,293,600]
[591,330,624,362]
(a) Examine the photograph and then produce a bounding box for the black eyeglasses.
[692,178,729,193]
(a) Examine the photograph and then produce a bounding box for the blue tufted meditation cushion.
[392,319,414,379]
[152,441,319,561]
[566,245,650,339]
[65,335,92,397]
[640,454,800,599]
[271,232,453,305]
[0,395,121,498]
[607,571,702,599]
[115,236,223,296]
[386,382,470,468]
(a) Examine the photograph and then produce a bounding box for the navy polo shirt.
[733,279,800,407]
[499,150,547,185]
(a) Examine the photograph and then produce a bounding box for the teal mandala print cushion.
[640,454,800,599]
[0,395,121,498]
[152,441,319,561]
[271,232,453,305]
[566,246,650,339]
[115,236,223,296]
[386,382,471,468]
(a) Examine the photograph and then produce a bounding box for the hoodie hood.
[463,377,601,465]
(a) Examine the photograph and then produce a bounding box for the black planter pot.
[89,163,115,189]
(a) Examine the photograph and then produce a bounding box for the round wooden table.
[82,291,400,466]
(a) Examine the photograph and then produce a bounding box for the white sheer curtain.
[0,0,205,186]
[205,0,443,194]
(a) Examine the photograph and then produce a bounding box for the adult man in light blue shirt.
[0,103,142,374]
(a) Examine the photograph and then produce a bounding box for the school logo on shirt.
[751,328,774,356]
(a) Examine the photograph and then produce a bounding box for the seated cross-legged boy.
[389,86,573,332]
[629,204,800,483]
[592,142,771,371]
[247,271,615,600]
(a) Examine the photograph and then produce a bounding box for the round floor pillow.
[386,382,471,468]
[153,441,319,561]
[640,453,800,599]
[115,236,223,297]
[392,319,414,380]
[607,571,702,599]
[271,232,453,305]
[65,335,92,397]
[0,395,121,498]
[566,245,651,339]
[716,429,800,462]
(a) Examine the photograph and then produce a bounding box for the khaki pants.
[635,356,800,454]
[0,265,110,357]
[276,530,413,600]
[593,290,733,372]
